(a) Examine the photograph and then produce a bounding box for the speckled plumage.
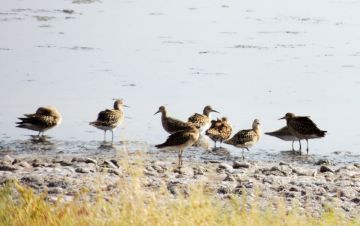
[279,112,327,154]
[225,119,261,159]
[154,106,192,134]
[265,126,301,151]
[188,105,219,133]
[16,106,62,136]
[205,117,232,148]
[155,125,199,167]
[90,99,126,142]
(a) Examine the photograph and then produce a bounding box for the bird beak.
[154,110,160,115]
[123,105,130,108]
[278,116,286,120]
[212,109,220,113]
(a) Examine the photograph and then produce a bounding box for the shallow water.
[0,0,359,162]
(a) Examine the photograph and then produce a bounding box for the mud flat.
[1,146,359,218]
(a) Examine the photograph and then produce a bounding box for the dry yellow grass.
[0,158,359,226]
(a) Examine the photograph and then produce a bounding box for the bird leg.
[103,130,107,142]
[291,140,295,152]
[242,149,245,160]
[306,139,309,155]
[111,130,114,144]
[178,149,183,168]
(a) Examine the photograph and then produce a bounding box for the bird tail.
[155,143,166,149]
[318,130,327,137]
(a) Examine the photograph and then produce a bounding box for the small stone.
[108,168,121,176]
[319,165,334,173]
[110,159,119,168]
[315,159,332,166]
[19,161,32,169]
[217,184,233,194]
[3,155,14,164]
[233,161,251,169]
[223,174,235,182]
[218,163,233,171]
[85,158,97,165]
[75,167,90,173]
[59,160,73,166]
[0,165,17,171]
[32,159,45,167]
[351,197,360,204]
[103,160,118,169]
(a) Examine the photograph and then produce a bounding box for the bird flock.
[16,100,327,168]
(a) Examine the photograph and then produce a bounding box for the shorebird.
[16,106,62,136]
[90,99,127,143]
[188,105,219,134]
[155,125,199,167]
[154,106,193,134]
[265,126,301,151]
[205,117,232,148]
[279,112,327,154]
[224,119,261,159]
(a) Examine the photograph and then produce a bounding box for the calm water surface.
[0,0,359,161]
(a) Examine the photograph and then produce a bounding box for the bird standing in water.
[90,99,128,143]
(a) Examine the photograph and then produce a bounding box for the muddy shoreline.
[1,143,359,217]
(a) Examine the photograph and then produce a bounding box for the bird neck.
[161,110,168,119]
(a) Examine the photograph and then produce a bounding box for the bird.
[155,125,199,168]
[205,117,232,148]
[224,119,261,160]
[154,106,193,134]
[16,106,62,137]
[90,99,127,143]
[279,112,327,154]
[188,105,219,134]
[265,126,301,152]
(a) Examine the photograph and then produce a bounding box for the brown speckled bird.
[279,113,327,154]
[265,126,301,151]
[155,125,199,167]
[154,106,193,134]
[205,117,232,148]
[188,105,219,133]
[90,99,128,143]
[225,119,261,159]
[16,106,62,136]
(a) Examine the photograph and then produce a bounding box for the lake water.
[0,0,359,162]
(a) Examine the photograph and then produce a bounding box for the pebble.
[233,161,251,169]
[319,165,334,173]
[75,167,90,173]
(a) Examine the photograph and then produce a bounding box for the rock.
[102,160,118,169]
[59,160,73,166]
[32,159,45,167]
[351,197,360,204]
[110,159,119,168]
[289,186,300,192]
[108,168,121,176]
[193,166,206,175]
[315,159,332,166]
[19,161,32,169]
[20,176,44,188]
[85,158,97,165]
[292,167,314,176]
[319,165,334,173]
[0,165,18,171]
[47,187,63,194]
[75,167,90,173]
[223,174,236,182]
[3,155,14,164]
[217,163,233,172]
[217,183,233,194]
[233,161,251,169]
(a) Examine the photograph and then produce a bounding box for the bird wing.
[188,113,206,125]
[289,117,324,136]
[17,115,57,128]
[96,109,122,125]
[232,129,257,145]
[156,130,194,148]
[166,117,192,132]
